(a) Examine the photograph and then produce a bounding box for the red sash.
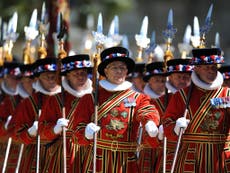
[28,95,39,118]
[155,98,165,115]
[180,87,224,133]
[54,94,80,128]
[92,89,136,122]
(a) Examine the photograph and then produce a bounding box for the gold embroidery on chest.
[105,133,123,139]
[200,110,221,132]
[120,111,128,118]
[106,119,125,130]
[110,109,119,117]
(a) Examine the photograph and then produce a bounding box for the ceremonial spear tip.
[41,2,46,19]
[193,16,200,37]
[205,3,213,24]
[214,32,220,48]
[8,12,18,34]
[167,9,173,28]
[97,13,103,34]
[140,16,148,37]
[183,25,192,45]
[29,9,38,29]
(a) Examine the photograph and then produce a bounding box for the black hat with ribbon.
[127,62,146,79]
[191,48,224,65]
[3,61,22,78]
[34,57,58,76]
[61,54,92,75]
[167,58,194,74]
[98,46,135,76]
[143,61,168,82]
[20,63,35,78]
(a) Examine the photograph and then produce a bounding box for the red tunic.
[152,93,178,173]
[72,86,160,173]
[0,94,22,173]
[39,91,86,173]
[163,85,230,173]
[9,92,51,173]
[138,93,174,173]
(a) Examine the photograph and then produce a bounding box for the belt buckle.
[111,140,118,152]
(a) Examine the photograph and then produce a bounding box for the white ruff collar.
[34,80,61,95]
[99,80,132,91]
[165,81,178,94]
[1,81,18,96]
[191,71,223,90]
[17,83,30,98]
[62,77,93,97]
[143,84,162,99]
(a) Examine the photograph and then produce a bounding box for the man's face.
[148,75,166,95]
[194,64,218,84]
[169,73,191,90]
[104,61,128,85]
[21,77,35,90]
[66,68,88,90]
[39,72,59,92]
[131,76,146,92]
[5,74,21,90]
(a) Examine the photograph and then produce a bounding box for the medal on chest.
[210,96,230,109]
[123,97,136,107]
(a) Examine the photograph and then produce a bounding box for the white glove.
[174,117,190,136]
[145,121,158,137]
[28,121,38,137]
[53,118,69,134]
[4,115,12,130]
[85,122,101,140]
[158,125,164,140]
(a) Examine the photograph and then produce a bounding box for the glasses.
[107,66,128,72]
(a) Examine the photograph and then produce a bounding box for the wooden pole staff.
[36,108,41,173]
[91,12,106,172]
[31,3,49,172]
[15,143,24,173]
[161,9,177,172]
[92,43,102,173]
[2,137,12,173]
[57,11,68,173]
[170,83,193,173]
